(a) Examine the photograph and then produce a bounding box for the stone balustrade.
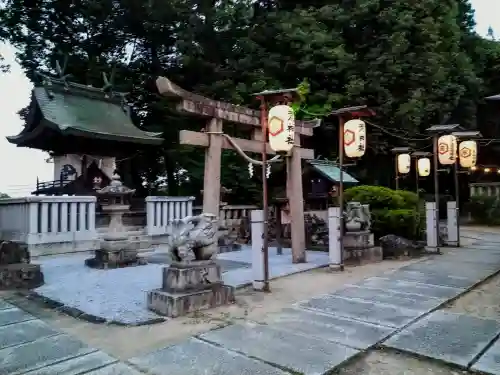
[193,204,257,231]
[145,196,195,236]
[0,196,99,257]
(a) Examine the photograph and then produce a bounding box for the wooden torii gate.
[156,77,314,263]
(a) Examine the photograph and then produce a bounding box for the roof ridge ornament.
[101,67,116,98]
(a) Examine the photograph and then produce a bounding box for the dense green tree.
[1,0,499,199]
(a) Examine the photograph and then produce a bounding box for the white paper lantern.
[417,158,431,177]
[397,154,411,174]
[437,135,457,165]
[344,119,366,158]
[458,140,477,168]
[268,105,295,153]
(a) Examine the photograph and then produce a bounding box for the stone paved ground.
[2,228,500,374]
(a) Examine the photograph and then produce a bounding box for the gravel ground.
[335,350,469,375]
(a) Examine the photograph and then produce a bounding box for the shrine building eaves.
[7,77,163,151]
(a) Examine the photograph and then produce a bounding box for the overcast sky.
[0,0,498,197]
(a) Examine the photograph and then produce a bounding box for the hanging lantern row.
[418,158,431,177]
[338,119,478,173]
[458,140,477,168]
[397,155,431,177]
[267,105,295,153]
[437,135,458,165]
[397,154,411,174]
[344,119,367,158]
[437,136,478,168]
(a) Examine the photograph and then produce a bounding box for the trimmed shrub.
[466,196,500,225]
[344,185,424,240]
[343,185,404,210]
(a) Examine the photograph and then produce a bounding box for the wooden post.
[287,137,306,263]
[202,118,223,216]
[275,202,283,255]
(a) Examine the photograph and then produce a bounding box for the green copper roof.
[307,159,358,184]
[7,78,162,147]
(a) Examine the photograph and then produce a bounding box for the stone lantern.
[85,173,145,268]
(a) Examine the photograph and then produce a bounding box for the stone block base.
[85,240,146,269]
[344,231,374,250]
[0,263,44,289]
[344,246,382,266]
[147,283,235,318]
[162,261,221,292]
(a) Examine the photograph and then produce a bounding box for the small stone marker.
[383,310,500,368]
[250,210,265,290]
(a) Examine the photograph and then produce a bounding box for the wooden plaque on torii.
[156,77,315,263]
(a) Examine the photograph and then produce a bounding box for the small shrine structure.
[7,66,163,195]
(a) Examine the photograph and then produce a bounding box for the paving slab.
[383,310,500,368]
[330,285,443,311]
[0,319,59,350]
[0,333,97,375]
[353,277,463,300]
[0,299,13,311]
[199,323,359,375]
[128,337,289,375]
[299,294,423,328]
[23,351,118,375]
[387,270,474,289]
[472,338,500,374]
[441,253,500,267]
[401,260,498,279]
[261,307,393,349]
[0,307,35,327]
[81,363,144,375]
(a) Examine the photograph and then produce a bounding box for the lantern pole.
[415,158,419,197]
[451,130,482,248]
[426,124,462,254]
[338,115,345,271]
[433,135,441,254]
[258,95,270,292]
[391,147,412,191]
[331,105,374,272]
[252,88,303,292]
[395,157,399,190]
[412,151,432,200]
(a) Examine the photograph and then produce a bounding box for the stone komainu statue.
[167,213,219,262]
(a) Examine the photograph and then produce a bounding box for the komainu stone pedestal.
[147,261,234,318]
[343,231,382,265]
[0,241,44,289]
[85,239,146,269]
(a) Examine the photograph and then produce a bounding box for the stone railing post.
[446,201,458,246]
[425,202,438,249]
[328,207,342,270]
[145,196,195,236]
[251,210,265,291]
